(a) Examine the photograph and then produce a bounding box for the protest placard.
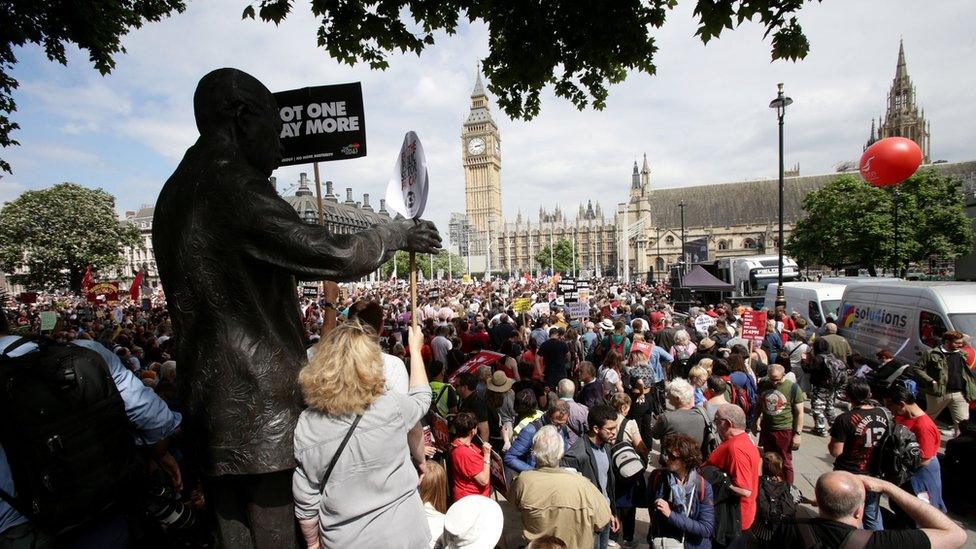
[39,311,57,331]
[274,83,366,165]
[567,301,589,319]
[513,298,533,314]
[694,314,716,335]
[490,449,508,498]
[741,310,768,341]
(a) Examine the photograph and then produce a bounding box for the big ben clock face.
[467,137,486,155]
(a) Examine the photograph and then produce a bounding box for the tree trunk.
[867,265,877,277]
[68,266,82,294]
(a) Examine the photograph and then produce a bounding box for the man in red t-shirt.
[450,412,492,501]
[886,384,946,511]
[707,403,761,529]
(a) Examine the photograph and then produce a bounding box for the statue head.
[193,68,283,175]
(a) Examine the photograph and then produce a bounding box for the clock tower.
[462,70,502,248]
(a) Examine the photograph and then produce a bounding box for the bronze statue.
[152,68,440,548]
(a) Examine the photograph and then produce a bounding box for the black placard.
[273,83,367,165]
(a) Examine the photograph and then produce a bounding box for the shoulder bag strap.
[435,384,450,406]
[615,417,629,445]
[0,487,31,520]
[322,414,363,485]
[787,342,804,358]
[840,529,872,549]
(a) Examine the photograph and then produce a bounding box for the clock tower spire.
[462,66,502,260]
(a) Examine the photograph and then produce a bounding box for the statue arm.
[239,186,404,281]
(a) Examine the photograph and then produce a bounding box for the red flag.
[447,350,505,384]
[81,265,93,292]
[129,267,144,301]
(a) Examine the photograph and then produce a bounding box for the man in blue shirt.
[0,313,182,547]
[504,400,571,472]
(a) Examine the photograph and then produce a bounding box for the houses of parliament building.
[454,40,975,278]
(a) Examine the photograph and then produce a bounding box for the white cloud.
[31,145,104,167]
[0,180,27,204]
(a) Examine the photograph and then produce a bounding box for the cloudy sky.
[1,0,974,234]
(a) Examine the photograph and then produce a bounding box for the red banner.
[740,310,768,341]
[87,282,120,304]
[447,350,505,384]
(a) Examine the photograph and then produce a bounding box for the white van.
[763,282,845,329]
[819,276,904,287]
[837,281,976,364]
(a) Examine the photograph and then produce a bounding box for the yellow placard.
[513,297,533,313]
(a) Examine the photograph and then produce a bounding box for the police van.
[836,281,976,364]
[763,282,845,328]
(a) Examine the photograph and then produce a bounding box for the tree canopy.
[381,249,464,280]
[1,0,820,173]
[0,1,186,173]
[0,183,141,291]
[536,238,575,274]
[785,170,973,275]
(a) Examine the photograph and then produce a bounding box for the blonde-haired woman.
[294,321,432,549]
[419,461,449,548]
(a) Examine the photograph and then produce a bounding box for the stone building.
[119,205,158,285]
[492,202,618,277]
[283,172,392,233]
[865,40,931,162]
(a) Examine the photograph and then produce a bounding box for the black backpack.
[757,476,797,523]
[0,338,142,535]
[750,476,798,543]
[877,408,922,486]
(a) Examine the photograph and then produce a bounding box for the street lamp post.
[678,201,686,273]
[769,82,793,311]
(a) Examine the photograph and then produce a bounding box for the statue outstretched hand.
[392,218,442,254]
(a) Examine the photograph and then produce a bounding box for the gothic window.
[656,257,665,272]
[773,237,780,249]
[718,240,729,251]
[665,235,675,245]
[743,238,757,249]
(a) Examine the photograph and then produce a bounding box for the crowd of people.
[1,275,975,548]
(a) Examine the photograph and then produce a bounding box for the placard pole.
[410,252,418,329]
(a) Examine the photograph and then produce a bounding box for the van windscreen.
[821,300,841,320]
[949,314,976,340]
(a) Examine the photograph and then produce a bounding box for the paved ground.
[495,403,976,548]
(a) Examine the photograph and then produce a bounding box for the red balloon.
[859,137,923,187]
